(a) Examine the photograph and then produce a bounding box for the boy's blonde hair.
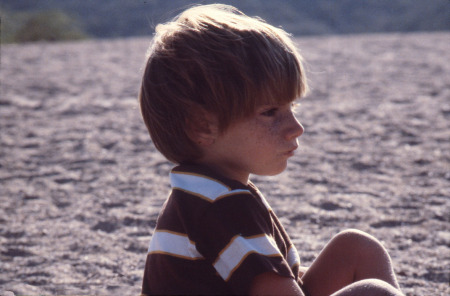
[139,4,308,164]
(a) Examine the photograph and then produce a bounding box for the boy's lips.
[283,146,298,156]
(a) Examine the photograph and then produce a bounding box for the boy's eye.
[260,108,278,117]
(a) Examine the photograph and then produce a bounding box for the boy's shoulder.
[155,164,269,235]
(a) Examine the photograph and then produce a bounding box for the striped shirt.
[141,164,300,295]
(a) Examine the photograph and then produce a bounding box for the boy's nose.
[285,114,304,140]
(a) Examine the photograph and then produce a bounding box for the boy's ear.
[185,107,219,146]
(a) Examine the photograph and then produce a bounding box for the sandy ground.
[0,32,449,295]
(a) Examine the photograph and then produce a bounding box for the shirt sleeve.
[194,191,295,294]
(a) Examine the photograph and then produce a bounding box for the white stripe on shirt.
[148,230,204,260]
[170,172,251,202]
[287,245,301,269]
[213,234,282,281]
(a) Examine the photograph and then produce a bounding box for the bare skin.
[250,229,404,296]
[192,102,303,184]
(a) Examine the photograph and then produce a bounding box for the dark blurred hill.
[1,0,449,42]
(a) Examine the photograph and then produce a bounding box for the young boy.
[139,4,404,296]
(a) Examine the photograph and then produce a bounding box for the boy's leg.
[330,279,403,296]
[301,229,401,296]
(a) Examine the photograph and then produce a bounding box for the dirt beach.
[0,32,449,295]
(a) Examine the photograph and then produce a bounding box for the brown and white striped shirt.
[141,164,300,295]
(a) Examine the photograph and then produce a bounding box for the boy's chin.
[254,163,288,177]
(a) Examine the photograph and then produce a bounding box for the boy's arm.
[249,272,305,296]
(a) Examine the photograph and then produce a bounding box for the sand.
[0,32,449,295]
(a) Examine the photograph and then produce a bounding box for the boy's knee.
[330,229,389,259]
[333,279,403,296]
[333,229,382,248]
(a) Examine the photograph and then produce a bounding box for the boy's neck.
[190,159,250,185]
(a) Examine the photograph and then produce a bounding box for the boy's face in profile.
[204,101,303,183]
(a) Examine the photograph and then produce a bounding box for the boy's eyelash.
[261,108,278,116]
[260,102,300,117]
[291,102,300,113]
